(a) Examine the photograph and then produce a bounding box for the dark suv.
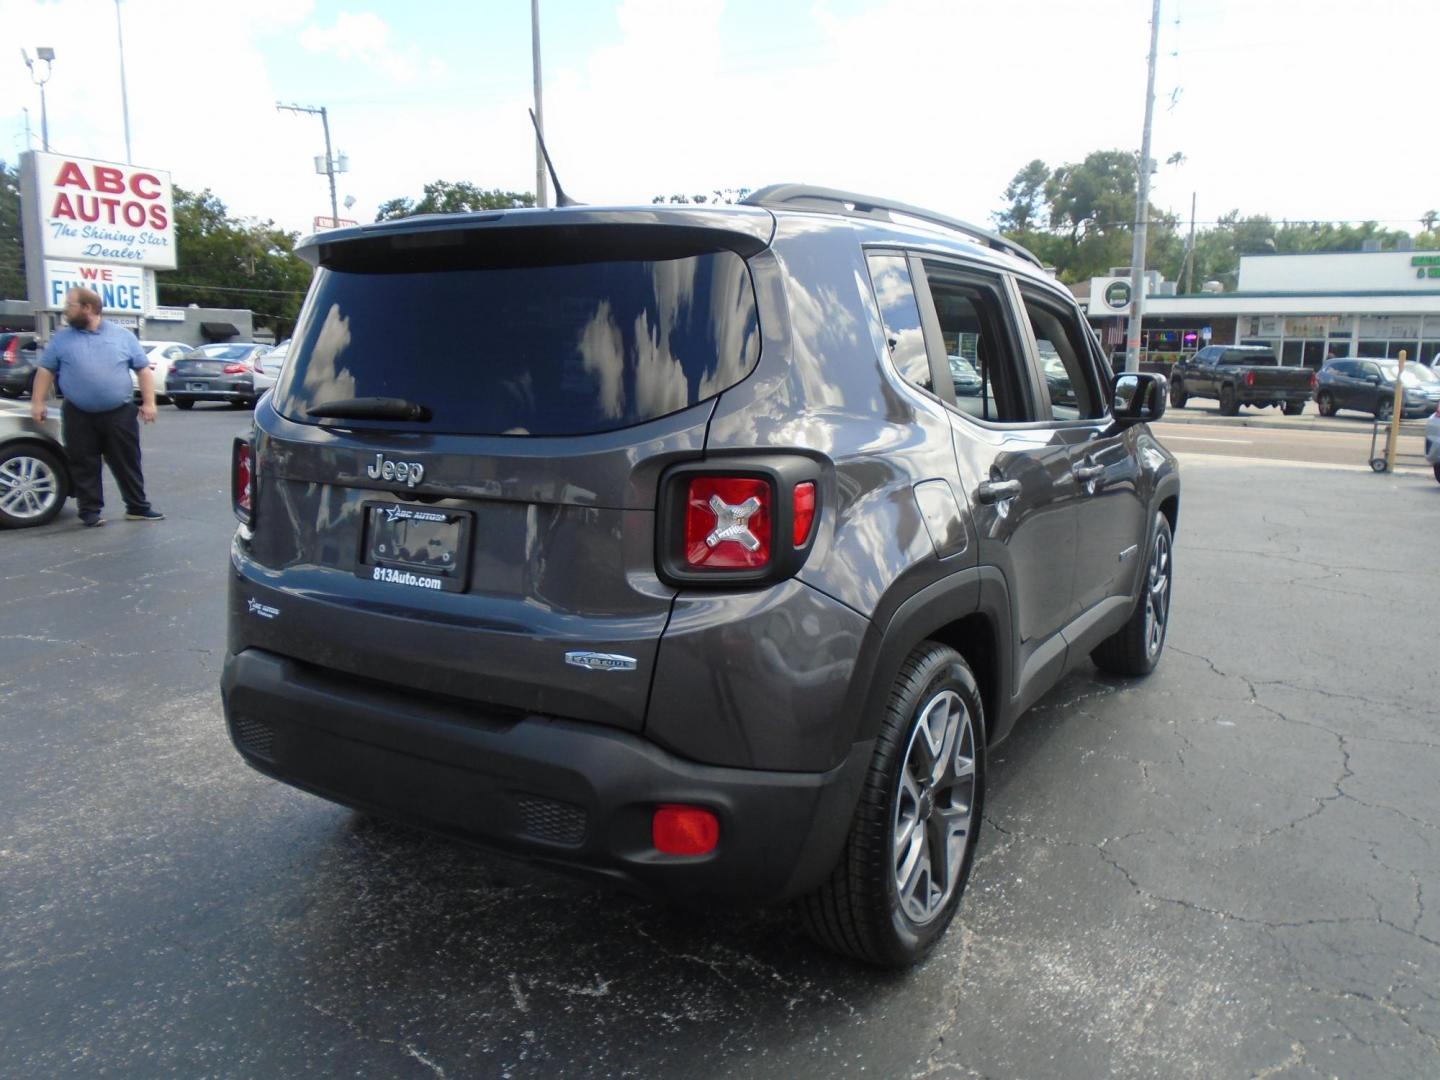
[221,186,1179,967]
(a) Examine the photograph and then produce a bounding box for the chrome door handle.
[1073,464,1105,482]
[976,479,1022,504]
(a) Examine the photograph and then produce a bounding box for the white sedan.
[133,340,192,403]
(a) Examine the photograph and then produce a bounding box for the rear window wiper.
[307,397,432,422]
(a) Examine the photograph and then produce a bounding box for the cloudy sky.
[2,0,1434,238]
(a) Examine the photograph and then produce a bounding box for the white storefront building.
[1082,250,1440,369]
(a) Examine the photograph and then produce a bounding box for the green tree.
[156,187,313,339]
[993,159,1050,235]
[1,160,25,301]
[376,181,534,221]
[650,188,752,205]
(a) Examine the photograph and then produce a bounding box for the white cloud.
[299,11,441,84]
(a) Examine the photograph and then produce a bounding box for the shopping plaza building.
[1077,248,1440,369]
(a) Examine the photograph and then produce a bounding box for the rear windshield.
[272,250,760,436]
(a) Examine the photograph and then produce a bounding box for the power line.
[157,281,308,297]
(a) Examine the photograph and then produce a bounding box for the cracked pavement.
[2,414,1438,1078]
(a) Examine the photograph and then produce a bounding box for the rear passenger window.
[865,254,932,392]
[1020,292,1104,420]
[918,263,1033,423]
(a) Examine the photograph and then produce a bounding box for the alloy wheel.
[1144,526,1172,658]
[0,453,61,521]
[891,689,978,925]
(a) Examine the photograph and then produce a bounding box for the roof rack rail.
[741,184,1044,269]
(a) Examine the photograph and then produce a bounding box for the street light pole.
[1124,0,1162,373]
[532,0,547,208]
[115,0,133,163]
[21,48,55,152]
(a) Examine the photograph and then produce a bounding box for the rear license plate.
[358,502,472,593]
[187,382,208,391]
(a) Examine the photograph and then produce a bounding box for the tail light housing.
[1244,370,1256,387]
[658,457,821,587]
[232,437,255,525]
[2,339,16,365]
[252,354,265,375]
[222,362,248,375]
[1310,370,1319,389]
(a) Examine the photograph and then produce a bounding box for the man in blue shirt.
[31,287,164,527]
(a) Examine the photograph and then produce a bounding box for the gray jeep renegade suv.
[221,185,1179,967]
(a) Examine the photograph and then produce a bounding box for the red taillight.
[652,805,719,856]
[223,362,247,375]
[793,481,816,546]
[2,340,16,365]
[1244,371,1256,387]
[253,355,265,375]
[232,439,254,524]
[684,476,771,569]
[1310,370,1319,389]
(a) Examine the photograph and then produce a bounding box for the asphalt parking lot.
[2,405,1438,1078]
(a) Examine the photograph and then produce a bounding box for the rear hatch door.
[240,211,771,732]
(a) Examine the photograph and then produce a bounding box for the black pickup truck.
[1169,345,1317,416]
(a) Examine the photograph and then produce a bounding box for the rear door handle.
[976,479,1022,504]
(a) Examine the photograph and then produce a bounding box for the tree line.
[4,157,1436,336]
[993,151,1439,287]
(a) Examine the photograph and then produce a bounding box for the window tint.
[1021,292,1103,420]
[918,262,1032,423]
[272,251,759,436]
[866,254,932,392]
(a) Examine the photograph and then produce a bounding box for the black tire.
[0,442,70,528]
[173,398,194,410]
[1282,401,1305,416]
[1316,391,1336,417]
[0,386,18,399]
[1169,379,1188,408]
[798,642,985,968]
[1218,384,1240,416]
[1092,511,1173,677]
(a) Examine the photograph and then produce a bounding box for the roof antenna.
[528,108,579,207]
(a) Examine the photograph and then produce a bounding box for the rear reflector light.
[232,439,254,524]
[684,476,771,569]
[652,805,719,856]
[223,363,247,375]
[793,481,816,546]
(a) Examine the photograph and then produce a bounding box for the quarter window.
[866,254,932,393]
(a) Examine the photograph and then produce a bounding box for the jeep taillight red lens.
[684,477,771,569]
[793,481,816,546]
[653,805,719,856]
[232,438,254,524]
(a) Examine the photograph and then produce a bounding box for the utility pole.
[21,48,55,152]
[1124,0,1162,373]
[115,0,133,163]
[532,0,547,207]
[277,102,343,223]
[1181,191,1197,295]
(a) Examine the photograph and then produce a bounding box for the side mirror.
[1112,372,1167,424]
[1365,374,1382,385]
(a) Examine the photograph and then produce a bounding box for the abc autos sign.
[23,151,176,270]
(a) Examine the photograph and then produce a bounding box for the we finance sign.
[41,261,148,314]
[23,152,176,270]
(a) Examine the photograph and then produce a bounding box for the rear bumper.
[167,376,254,402]
[221,647,870,901]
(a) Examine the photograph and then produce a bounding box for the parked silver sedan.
[1425,404,1440,484]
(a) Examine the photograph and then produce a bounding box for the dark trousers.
[61,400,151,518]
